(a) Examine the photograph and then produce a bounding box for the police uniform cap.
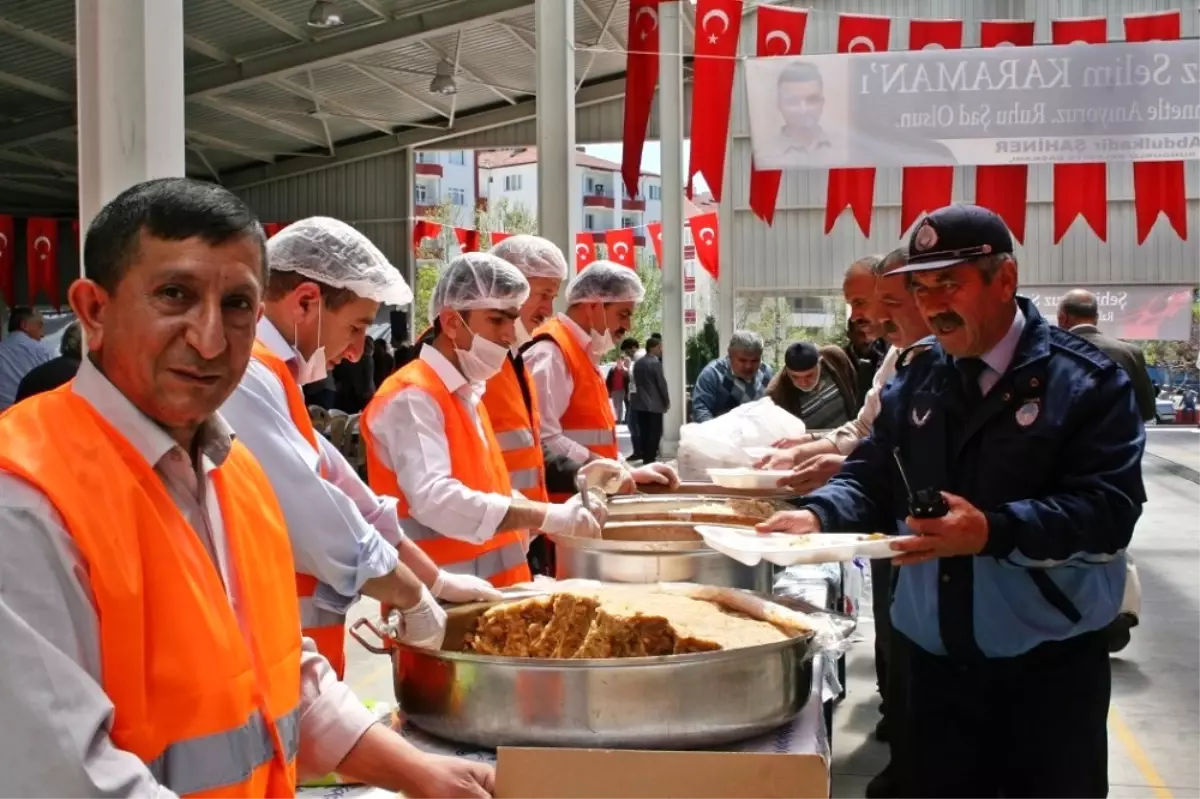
[896,203,1014,274]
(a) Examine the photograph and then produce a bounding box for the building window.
[447,188,466,206]
[415,183,429,204]
[585,214,596,231]
[621,216,635,228]
[416,151,437,164]
[685,293,696,310]
[448,151,466,165]
[586,177,595,193]
[647,185,661,201]
[504,174,523,192]
[595,182,607,197]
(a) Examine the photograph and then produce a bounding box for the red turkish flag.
[489,231,511,247]
[1050,18,1108,243]
[1125,11,1187,243]
[0,214,14,307]
[974,20,1034,244]
[26,217,60,309]
[605,228,637,269]
[574,233,596,272]
[748,4,807,225]
[72,219,81,248]
[689,212,720,280]
[411,220,442,251]
[687,0,742,202]
[454,227,480,253]
[825,14,890,236]
[646,221,664,266]
[899,19,962,236]
[622,0,662,200]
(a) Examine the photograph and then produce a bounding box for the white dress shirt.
[975,306,1026,396]
[365,345,510,545]
[523,313,596,464]
[219,319,399,609]
[825,346,899,455]
[0,356,377,796]
[0,329,53,409]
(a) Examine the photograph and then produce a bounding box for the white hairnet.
[268,216,413,307]
[488,234,569,281]
[429,252,531,318]
[566,260,646,305]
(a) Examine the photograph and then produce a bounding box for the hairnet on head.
[566,260,646,305]
[268,216,413,307]
[429,252,531,319]
[488,234,568,281]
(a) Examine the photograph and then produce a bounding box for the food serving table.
[297,652,833,799]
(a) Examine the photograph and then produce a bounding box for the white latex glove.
[432,571,504,603]
[630,462,681,490]
[391,585,448,650]
[541,493,605,538]
[578,458,634,495]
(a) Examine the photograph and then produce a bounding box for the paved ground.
[341,428,1200,798]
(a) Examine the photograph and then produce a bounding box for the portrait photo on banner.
[744,39,1200,172]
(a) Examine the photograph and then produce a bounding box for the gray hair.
[728,330,764,356]
[60,322,82,359]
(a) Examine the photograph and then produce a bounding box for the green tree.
[629,253,662,347]
[686,315,720,384]
[1142,300,1200,386]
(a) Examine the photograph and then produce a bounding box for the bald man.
[1058,289,1156,422]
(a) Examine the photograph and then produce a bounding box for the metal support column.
[659,1,686,456]
[76,0,186,268]
[717,132,736,348]
[401,147,417,341]
[535,0,578,303]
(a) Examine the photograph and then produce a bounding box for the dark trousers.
[627,408,642,458]
[634,410,664,463]
[891,629,1111,798]
[870,558,893,706]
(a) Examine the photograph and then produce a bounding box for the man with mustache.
[758,204,1145,798]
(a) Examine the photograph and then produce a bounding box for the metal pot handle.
[348,617,391,655]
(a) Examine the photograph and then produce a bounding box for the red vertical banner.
[454,227,480,254]
[687,0,743,201]
[645,221,664,266]
[1124,11,1187,243]
[26,217,60,309]
[1051,18,1108,243]
[0,214,13,307]
[899,19,962,235]
[574,233,596,272]
[263,222,284,238]
[489,231,511,247]
[748,4,808,225]
[974,20,1035,243]
[411,220,442,251]
[622,0,662,200]
[688,212,720,280]
[825,14,891,236]
[605,227,637,269]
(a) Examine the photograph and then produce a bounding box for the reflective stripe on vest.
[0,387,302,798]
[364,358,532,588]
[147,706,301,796]
[494,427,536,451]
[532,317,619,460]
[252,341,345,671]
[508,467,542,491]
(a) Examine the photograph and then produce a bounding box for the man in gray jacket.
[1057,289,1156,422]
[630,335,670,462]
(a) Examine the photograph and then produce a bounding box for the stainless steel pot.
[550,521,775,592]
[349,590,817,749]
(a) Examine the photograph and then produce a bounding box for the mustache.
[930,312,964,329]
[880,320,899,336]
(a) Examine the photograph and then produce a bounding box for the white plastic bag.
[678,398,807,480]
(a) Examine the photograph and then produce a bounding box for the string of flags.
[411,211,721,281]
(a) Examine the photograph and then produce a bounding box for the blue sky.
[582,141,711,196]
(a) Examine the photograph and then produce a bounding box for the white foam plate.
[706,467,792,489]
[694,525,919,566]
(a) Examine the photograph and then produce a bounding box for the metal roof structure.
[0,0,702,214]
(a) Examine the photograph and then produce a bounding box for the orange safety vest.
[251,341,347,679]
[482,353,549,502]
[363,357,531,587]
[0,386,301,797]
[531,317,619,500]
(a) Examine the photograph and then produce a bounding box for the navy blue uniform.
[801,298,1145,797]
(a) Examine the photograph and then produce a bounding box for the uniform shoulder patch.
[897,336,937,370]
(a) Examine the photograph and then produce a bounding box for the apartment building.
[413,149,477,226]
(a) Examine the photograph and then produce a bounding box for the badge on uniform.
[910,403,933,427]
[1015,399,1040,427]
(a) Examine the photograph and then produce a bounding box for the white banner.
[744,40,1200,169]
[1023,285,1196,341]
